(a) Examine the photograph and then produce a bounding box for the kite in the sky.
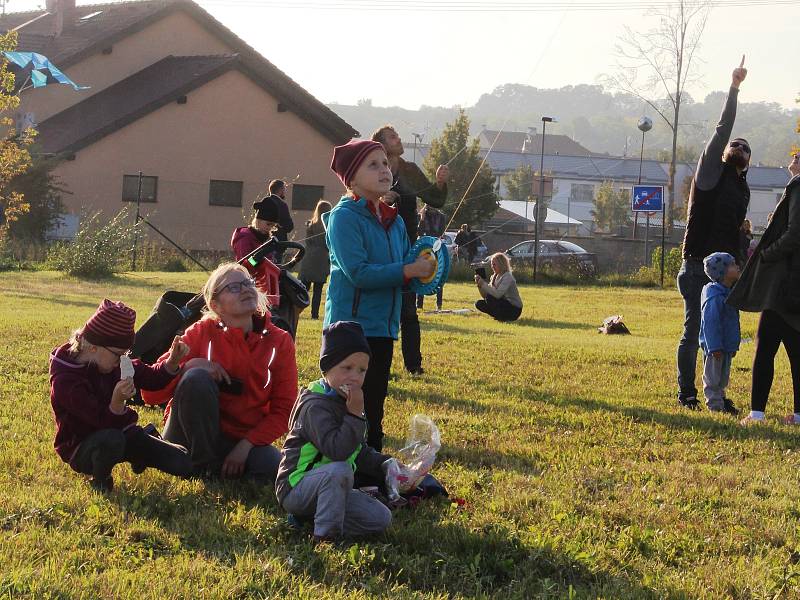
[2,51,89,92]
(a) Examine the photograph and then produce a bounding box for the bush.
[47,209,138,278]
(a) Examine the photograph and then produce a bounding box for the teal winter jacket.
[323,196,410,339]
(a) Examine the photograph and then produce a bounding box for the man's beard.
[724,149,749,170]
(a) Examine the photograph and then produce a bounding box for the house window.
[122,174,157,202]
[209,180,243,207]
[569,183,594,203]
[292,184,325,211]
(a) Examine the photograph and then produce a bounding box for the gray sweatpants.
[702,351,733,410]
[281,462,392,539]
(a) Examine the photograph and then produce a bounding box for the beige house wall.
[52,69,345,251]
[19,11,232,124]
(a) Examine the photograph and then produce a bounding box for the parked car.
[473,240,598,275]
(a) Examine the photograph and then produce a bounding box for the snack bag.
[385,414,441,495]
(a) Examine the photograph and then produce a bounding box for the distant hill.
[329,84,799,167]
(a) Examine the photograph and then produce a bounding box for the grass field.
[2,271,800,599]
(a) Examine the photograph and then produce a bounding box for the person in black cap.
[269,180,295,263]
[676,56,750,412]
[231,195,281,262]
[275,321,395,542]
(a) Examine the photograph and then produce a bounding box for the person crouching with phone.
[474,252,523,322]
[142,263,298,482]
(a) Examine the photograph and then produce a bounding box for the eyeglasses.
[100,346,128,358]
[215,277,257,296]
[730,141,751,154]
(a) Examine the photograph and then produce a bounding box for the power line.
[196,0,800,11]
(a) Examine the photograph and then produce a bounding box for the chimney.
[47,0,76,37]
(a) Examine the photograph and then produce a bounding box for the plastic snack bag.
[119,355,135,379]
[384,414,441,497]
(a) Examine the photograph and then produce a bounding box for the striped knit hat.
[330,139,385,188]
[81,299,136,349]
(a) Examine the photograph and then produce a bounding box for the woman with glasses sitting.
[143,263,298,482]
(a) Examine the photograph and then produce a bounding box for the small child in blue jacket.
[700,252,741,414]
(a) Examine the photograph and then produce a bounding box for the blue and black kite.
[2,51,89,92]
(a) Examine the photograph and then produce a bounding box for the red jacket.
[231,226,275,262]
[142,315,297,446]
[49,344,178,464]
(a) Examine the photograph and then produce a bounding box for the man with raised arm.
[676,57,750,413]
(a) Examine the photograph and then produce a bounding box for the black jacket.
[729,175,800,329]
[391,158,447,243]
[682,87,750,263]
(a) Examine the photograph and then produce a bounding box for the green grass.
[1,271,799,599]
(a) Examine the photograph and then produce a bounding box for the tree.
[603,0,710,231]
[6,155,65,242]
[592,181,631,232]
[655,145,699,164]
[423,108,497,227]
[505,164,534,203]
[794,92,799,156]
[0,31,35,243]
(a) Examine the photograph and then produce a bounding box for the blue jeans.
[676,259,709,400]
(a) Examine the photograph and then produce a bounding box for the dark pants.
[71,427,191,482]
[475,296,522,322]
[400,288,422,372]
[163,368,282,482]
[417,285,444,310]
[302,279,325,319]
[363,337,394,452]
[751,310,800,413]
[676,259,709,401]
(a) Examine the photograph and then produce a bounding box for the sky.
[5,0,799,110]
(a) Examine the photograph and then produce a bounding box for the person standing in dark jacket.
[298,200,332,319]
[676,58,750,411]
[730,153,800,425]
[372,125,449,376]
[269,179,295,263]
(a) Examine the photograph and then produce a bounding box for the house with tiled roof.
[3,0,358,250]
[478,127,597,157]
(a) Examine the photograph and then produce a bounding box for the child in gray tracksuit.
[275,321,393,541]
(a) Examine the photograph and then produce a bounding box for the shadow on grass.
[110,480,675,599]
[520,386,800,448]
[0,291,100,310]
[516,318,595,331]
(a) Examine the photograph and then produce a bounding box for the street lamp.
[533,116,555,283]
[412,132,424,164]
[637,116,652,261]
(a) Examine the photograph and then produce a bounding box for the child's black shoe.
[722,398,741,416]
[90,475,114,493]
[678,396,700,410]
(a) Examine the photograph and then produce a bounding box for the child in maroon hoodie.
[49,299,192,492]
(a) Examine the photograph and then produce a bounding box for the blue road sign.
[632,185,664,212]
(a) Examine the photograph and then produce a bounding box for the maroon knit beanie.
[81,299,136,349]
[330,139,385,188]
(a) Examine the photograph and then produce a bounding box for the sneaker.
[740,414,765,426]
[131,462,147,474]
[409,367,425,376]
[722,398,740,416]
[287,514,312,530]
[678,396,700,410]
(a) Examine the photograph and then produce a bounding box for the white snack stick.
[119,355,135,380]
